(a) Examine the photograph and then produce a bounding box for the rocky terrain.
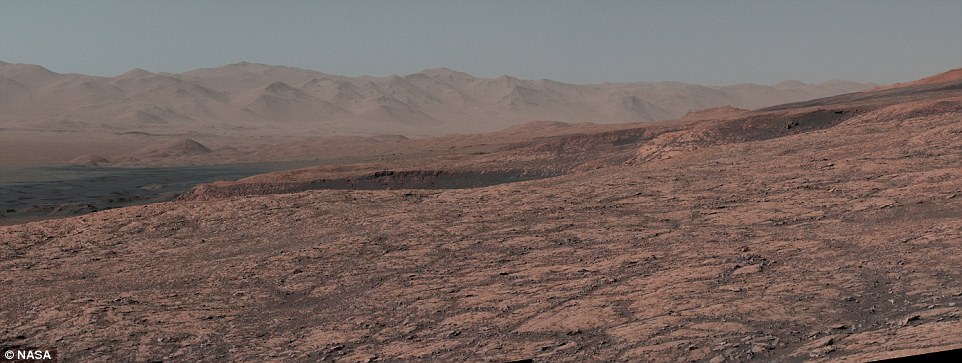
[2,70,962,361]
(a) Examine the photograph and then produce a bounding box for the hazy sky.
[2,1,961,85]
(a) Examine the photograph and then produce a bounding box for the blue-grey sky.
[1,1,961,85]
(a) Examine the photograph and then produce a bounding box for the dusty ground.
[2,80,962,362]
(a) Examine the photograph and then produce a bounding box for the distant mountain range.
[0,61,875,136]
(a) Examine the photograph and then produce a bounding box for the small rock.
[557,341,578,350]
[810,345,835,358]
[732,264,763,275]
[709,355,726,363]
[902,315,921,325]
[813,336,835,347]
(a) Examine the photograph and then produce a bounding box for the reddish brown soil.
[2,78,962,362]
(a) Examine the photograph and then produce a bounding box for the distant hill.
[0,61,875,136]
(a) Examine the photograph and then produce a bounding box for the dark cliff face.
[177,169,562,201]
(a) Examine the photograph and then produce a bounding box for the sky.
[1,1,961,85]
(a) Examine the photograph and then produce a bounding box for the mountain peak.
[218,61,277,72]
[774,80,807,88]
[228,61,256,67]
[116,68,154,79]
[0,63,58,75]
[264,81,301,95]
[416,67,475,80]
